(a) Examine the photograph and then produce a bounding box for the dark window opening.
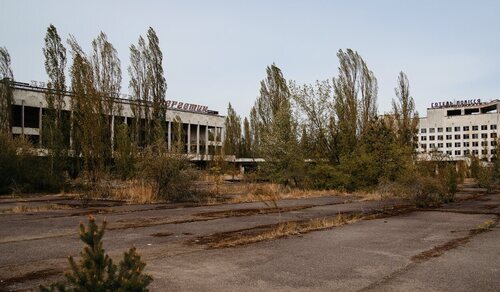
[12,105,22,127]
[464,108,480,115]
[24,106,40,128]
[447,109,461,116]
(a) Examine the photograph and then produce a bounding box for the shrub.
[477,165,494,193]
[0,133,64,194]
[40,216,152,291]
[138,142,201,202]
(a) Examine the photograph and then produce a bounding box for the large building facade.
[9,80,225,159]
[417,99,499,161]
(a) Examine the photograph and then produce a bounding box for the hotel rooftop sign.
[431,99,482,109]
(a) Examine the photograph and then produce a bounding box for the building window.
[481,125,488,130]
[420,128,427,134]
[446,135,452,140]
[438,143,443,148]
[437,127,443,132]
[437,135,443,140]
[463,134,470,139]
[472,142,479,147]
[464,142,470,147]
[446,150,452,155]
[429,143,435,148]
[464,150,470,155]
[455,150,461,155]
[491,141,497,146]
[491,133,497,138]
[421,136,427,141]
[481,141,488,146]
[454,126,460,132]
[481,133,488,139]
[463,126,470,131]
[490,124,497,130]
[429,128,435,133]
[446,143,452,147]
[473,150,479,155]
[429,136,435,141]
[454,134,461,139]
[472,134,478,139]
[421,144,427,149]
[446,127,452,132]
[455,142,461,147]
[491,149,496,154]
[472,125,478,131]
[482,149,487,155]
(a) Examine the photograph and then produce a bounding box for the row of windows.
[420,124,497,134]
[420,133,497,141]
[419,147,495,156]
[421,140,497,148]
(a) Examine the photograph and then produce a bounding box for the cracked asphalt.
[0,187,498,291]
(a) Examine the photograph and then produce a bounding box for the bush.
[0,133,64,194]
[40,216,152,291]
[477,165,494,193]
[138,142,201,202]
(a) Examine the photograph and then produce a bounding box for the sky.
[1,0,499,117]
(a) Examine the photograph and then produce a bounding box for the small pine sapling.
[40,216,152,291]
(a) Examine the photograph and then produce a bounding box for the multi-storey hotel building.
[8,80,225,159]
[417,99,499,161]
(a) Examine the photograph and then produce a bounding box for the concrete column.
[167,121,172,151]
[110,115,115,151]
[70,111,73,149]
[21,100,25,137]
[196,123,200,155]
[187,123,191,154]
[205,124,209,155]
[39,102,43,146]
[214,126,218,155]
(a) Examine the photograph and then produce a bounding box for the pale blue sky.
[1,0,499,117]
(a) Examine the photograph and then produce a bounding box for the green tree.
[0,46,13,134]
[115,123,135,180]
[40,216,152,291]
[43,24,68,180]
[223,102,242,157]
[68,36,104,183]
[333,49,378,157]
[252,64,304,186]
[242,117,251,157]
[91,31,122,163]
[146,27,167,144]
[392,71,419,149]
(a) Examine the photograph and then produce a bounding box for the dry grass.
[475,219,496,231]
[229,183,347,204]
[211,213,361,248]
[1,204,73,214]
[108,179,157,204]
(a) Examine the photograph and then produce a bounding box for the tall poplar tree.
[68,36,103,183]
[392,71,419,149]
[251,63,303,185]
[129,27,166,146]
[0,47,13,134]
[146,27,167,144]
[43,24,67,177]
[91,32,122,161]
[223,103,242,157]
[242,117,251,157]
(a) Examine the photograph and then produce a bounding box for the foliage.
[223,102,242,157]
[40,216,152,291]
[0,133,64,194]
[138,140,200,202]
[114,123,136,180]
[477,165,494,193]
[0,46,13,134]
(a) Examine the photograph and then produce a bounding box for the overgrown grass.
[0,203,73,214]
[210,213,361,248]
[228,182,348,204]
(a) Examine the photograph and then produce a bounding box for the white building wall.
[417,100,499,161]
